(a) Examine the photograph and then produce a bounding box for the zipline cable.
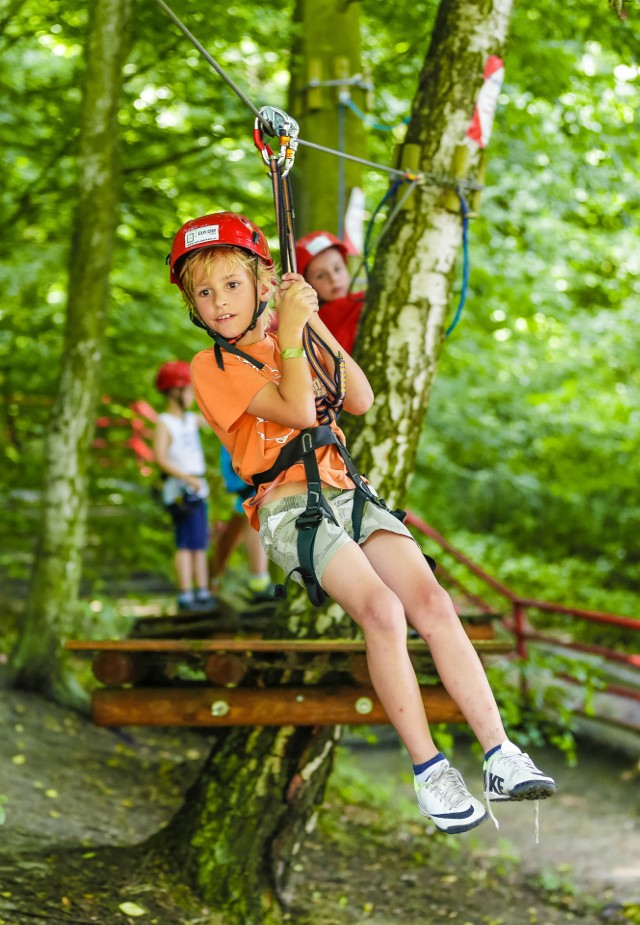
[153,0,398,177]
[153,0,270,131]
[152,0,482,191]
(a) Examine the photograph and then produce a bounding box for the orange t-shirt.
[191,333,353,530]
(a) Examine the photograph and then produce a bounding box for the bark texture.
[10,0,132,698]
[159,724,339,923]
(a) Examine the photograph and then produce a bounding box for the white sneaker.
[415,761,487,834]
[484,741,557,802]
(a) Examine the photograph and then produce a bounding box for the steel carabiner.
[253,105,300,177]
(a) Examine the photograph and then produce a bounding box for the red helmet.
[168,211,274,290]
[155,361,191,392]
[296,230,349,277]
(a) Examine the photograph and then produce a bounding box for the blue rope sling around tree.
[153,0,475,338]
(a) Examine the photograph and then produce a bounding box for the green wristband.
[281,347,307,360]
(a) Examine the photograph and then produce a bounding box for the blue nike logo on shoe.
[486,772,505,795]
[431,806,476,820]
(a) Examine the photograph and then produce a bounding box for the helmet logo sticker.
[185,225,220,246]
[304,234,335,256]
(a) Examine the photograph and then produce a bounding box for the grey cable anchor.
[253,105,300,177]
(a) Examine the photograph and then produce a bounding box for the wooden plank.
[67,636,512,655]
[91,685,465,727]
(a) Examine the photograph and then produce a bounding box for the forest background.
[1,0,638,640]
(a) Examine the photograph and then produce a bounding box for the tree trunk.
[9,0,132,700]
[160,724,338,922]
[346,0,513,501]
[159,1,512,922]
[287,0,366,236]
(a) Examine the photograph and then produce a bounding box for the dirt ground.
[0,688,639,925]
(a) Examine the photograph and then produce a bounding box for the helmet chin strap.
[188,255,270,370]
[190,299,269,371]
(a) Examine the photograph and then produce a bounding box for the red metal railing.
[92,398,158,476]
[405,510,640,731]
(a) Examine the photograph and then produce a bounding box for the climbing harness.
[252,425,407,607]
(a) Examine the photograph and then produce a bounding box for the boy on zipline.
[168,210,557,834]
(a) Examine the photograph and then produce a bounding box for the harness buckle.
[295,508,324,530]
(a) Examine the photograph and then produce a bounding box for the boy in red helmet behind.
[295,230,365,355]
[154,361,215,612]
[167,210,556,836]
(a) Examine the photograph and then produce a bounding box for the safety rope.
[445,190,470,337]
[152,0,483,194]
[342,96,410,133]
[254,109,346,425]
[348,176,418,288]
[353,183,469,337]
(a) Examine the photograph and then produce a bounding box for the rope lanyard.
[254,108,346,426]
[445,190,470,337]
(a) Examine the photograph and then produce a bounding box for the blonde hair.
[179,246,277,328]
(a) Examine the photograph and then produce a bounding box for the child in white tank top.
[153,361,215,612]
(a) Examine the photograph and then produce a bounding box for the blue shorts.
[170,499,209,551]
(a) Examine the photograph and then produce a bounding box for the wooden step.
[66,635,513,689]
[65,636,513,655]
[91,684,465,727]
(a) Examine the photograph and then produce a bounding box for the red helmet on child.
[168,211,274,290]
[155,361,191,392]
[296,230,349,277]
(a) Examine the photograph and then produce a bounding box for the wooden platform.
[65,631,514,728]
[90,684,465,727]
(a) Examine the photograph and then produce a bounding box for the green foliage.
[484,646,612,764]
[406,4,640,633]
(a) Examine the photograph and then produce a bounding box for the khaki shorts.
[258,487,414,589]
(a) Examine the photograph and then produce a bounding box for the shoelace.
[427,766,474,809]
[505,751,542,843]
[483,749,543,844]
[482,795,541,844]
